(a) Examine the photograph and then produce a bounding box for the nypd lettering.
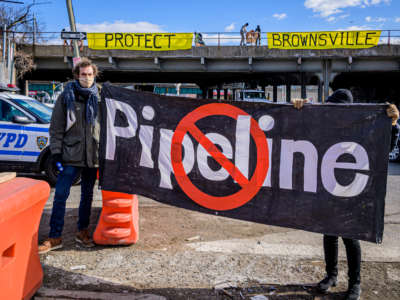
[0,132,28,148]
[0,124,49,162]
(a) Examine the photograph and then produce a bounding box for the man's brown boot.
[75,229,95,248]
[38,237,63,254]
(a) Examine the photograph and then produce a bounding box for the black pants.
[323,235,361,285]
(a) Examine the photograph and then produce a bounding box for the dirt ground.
[34,163,400,299]
[36,198,400,300]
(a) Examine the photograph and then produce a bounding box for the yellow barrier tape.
[87,33,193,51]
[267,31,381,49]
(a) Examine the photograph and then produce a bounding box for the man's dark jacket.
[49,86,101,168]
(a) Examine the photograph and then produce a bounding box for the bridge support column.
[301,73,306,99]
[207,88,213,99]
[224,89,228,100]
[24,80,29,96]
[318,80,322,103]
[286,84,291,103]
[273,85,277,102]
[322,59,332,103]
[261,84,266,100]
[200,86,208,99]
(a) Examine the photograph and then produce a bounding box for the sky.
[11,0,400,43]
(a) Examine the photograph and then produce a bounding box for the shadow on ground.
[35,264,347,299]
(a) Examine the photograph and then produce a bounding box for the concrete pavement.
[34,163,400,299]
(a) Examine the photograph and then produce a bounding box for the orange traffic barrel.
[0,174,50,300]
[93,190,139,245]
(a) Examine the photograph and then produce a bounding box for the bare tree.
[0,3,46,43]
[0,2,48,78]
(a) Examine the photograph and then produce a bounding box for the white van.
[235,89,271,103]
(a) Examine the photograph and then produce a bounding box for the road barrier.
[93,190,139,245]
[0,174,50,300]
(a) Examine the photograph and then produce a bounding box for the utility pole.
[32,13,36,45]
[2,24,6,62]
[65,0,80,61]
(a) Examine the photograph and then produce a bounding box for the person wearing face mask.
[39,58,101,253]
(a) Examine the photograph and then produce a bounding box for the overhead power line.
[0,0,24,4]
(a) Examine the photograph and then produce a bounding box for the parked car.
[41,97,56,108]
[0,90,79,185]
[389,120,400,162]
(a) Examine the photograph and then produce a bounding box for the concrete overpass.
[20,44,400,103]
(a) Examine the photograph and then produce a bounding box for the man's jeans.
[49,166,97,238]
[323,235,361,285]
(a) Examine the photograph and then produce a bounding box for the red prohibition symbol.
[171,103,269,211]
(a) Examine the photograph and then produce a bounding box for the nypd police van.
[0,89,62,185]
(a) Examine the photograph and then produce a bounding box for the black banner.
[99,83,392,243]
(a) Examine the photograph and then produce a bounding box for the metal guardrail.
[194,30,400,46]
[2,30,400,47]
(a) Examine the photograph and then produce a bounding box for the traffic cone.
[93,190,139,245]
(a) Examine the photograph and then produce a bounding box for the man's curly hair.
[72,58,99,79]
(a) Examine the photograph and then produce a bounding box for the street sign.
[60,31,87,40]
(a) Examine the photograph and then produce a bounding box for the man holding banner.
[293,91,399,300]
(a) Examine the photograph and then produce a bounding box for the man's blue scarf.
[63,80,98,130]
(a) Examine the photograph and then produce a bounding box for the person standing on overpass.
[255,25,261,46]
[240,23,249,46]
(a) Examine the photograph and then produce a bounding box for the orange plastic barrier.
[93,190,139,245]
[0,177,50,300]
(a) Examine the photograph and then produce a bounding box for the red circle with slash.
[171,103,269,211]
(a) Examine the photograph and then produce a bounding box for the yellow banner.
[87,33,193,51]
[267,31,381,49]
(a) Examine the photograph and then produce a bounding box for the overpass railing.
[195,30,400,46]
[3,30,400,47]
